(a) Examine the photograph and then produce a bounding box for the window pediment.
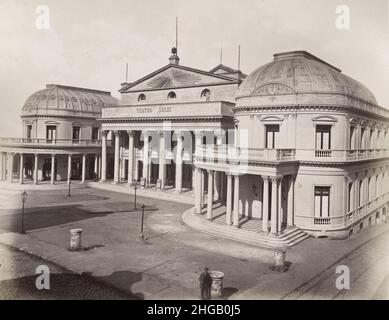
[312,115,338,123]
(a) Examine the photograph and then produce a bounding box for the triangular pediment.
[120,64,237,92]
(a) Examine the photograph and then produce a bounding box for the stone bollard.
[209,271,224,298]
[269,248,288,272]
[68,228,83,251]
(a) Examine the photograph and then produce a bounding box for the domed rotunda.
[236,51,380,112]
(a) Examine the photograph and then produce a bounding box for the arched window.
[138,94,146,102]
[201,89,211,101]
[167,91,176,100]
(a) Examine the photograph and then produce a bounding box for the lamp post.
[133,180,138,210]
[20,190,27,234]
[139,204,147,241]
[68,178,71,197]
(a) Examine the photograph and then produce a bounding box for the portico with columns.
[98,48,243,193]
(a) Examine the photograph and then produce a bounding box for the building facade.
[1,49,388,242]
[99,49,245,193]
[0,84,118,184]
[194,51,389,239]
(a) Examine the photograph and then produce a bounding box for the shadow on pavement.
[0,270,143,300]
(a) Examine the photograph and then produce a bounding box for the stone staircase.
[182,208,310,249]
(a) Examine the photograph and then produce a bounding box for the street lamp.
[68,178,71,197]
[20,190,27,234]
[133,180,138,210]
[139,204,147,241]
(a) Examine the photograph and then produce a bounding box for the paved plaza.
[0,185,388,299]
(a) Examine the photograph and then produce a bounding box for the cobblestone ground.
[0,186,388,299]
[0,187,273,299]
[0,243,135,300]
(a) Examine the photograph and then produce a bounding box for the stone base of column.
[100,179,106,183]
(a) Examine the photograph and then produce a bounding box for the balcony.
[195,146,389,164]
[195,145,296,163]
[345,193,389,226]
[0,138,106,148]
[296,149,389,162]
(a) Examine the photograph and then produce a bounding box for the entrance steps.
[182,208,310,249]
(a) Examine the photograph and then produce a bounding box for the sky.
[0,0,389,137]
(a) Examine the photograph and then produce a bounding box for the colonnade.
[194,168,296,235]
[100,129,226,192]
[0,151,100,184]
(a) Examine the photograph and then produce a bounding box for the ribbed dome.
[237,51,377,106]
[22,84,119,118]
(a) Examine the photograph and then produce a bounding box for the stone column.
[101,130,107,182]
[207,170,214,219]
[226,173,233,225]
[19,153,24,184]
[127,130,135,184]
[262,176,270,232]
[287,175,295,226]
[157,131,166,190]
[175,131,184,193]
[277,176,283,233]
[195,167,202,214]
[33,153,38,184]
[51,154,55,184]
[214,171,221,201]
[67,154,72,184]
[233,174,240,227]
[270,176,279,234]
[142,131,150,187]
[200,169,204,208]
[94,155,98,180]
[81,153,86,183]
[113,130,120,184]
[8,153,14,183]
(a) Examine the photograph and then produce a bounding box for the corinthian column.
[175,130,184,193]
[127,130,135,184]
[101,130,108,182]
[207,170,214,219]
[157,131,166,190]
[270,176,281,234]
[262,176,270,232]
[233,174,240,227]
[113,130,120,184]
[142,130,150,188]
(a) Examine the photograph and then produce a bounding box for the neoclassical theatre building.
[99,49,245,192]
[194,51,389,240]
[1,49,389,242]
[0,84,118,184]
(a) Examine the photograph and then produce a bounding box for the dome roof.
[22,84,119,118]
[237,51,377,106]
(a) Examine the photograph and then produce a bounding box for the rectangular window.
[360,127,366,149]
[315,125,331,150]
[265,125,279,149]
[91,127,99,141]
[72,126,80,141]
[314,186,330,218]
[46,126,56,143]
[26,125,32,140]
[349,126,355,149]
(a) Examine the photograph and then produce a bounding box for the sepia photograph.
[0,0,388,310]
